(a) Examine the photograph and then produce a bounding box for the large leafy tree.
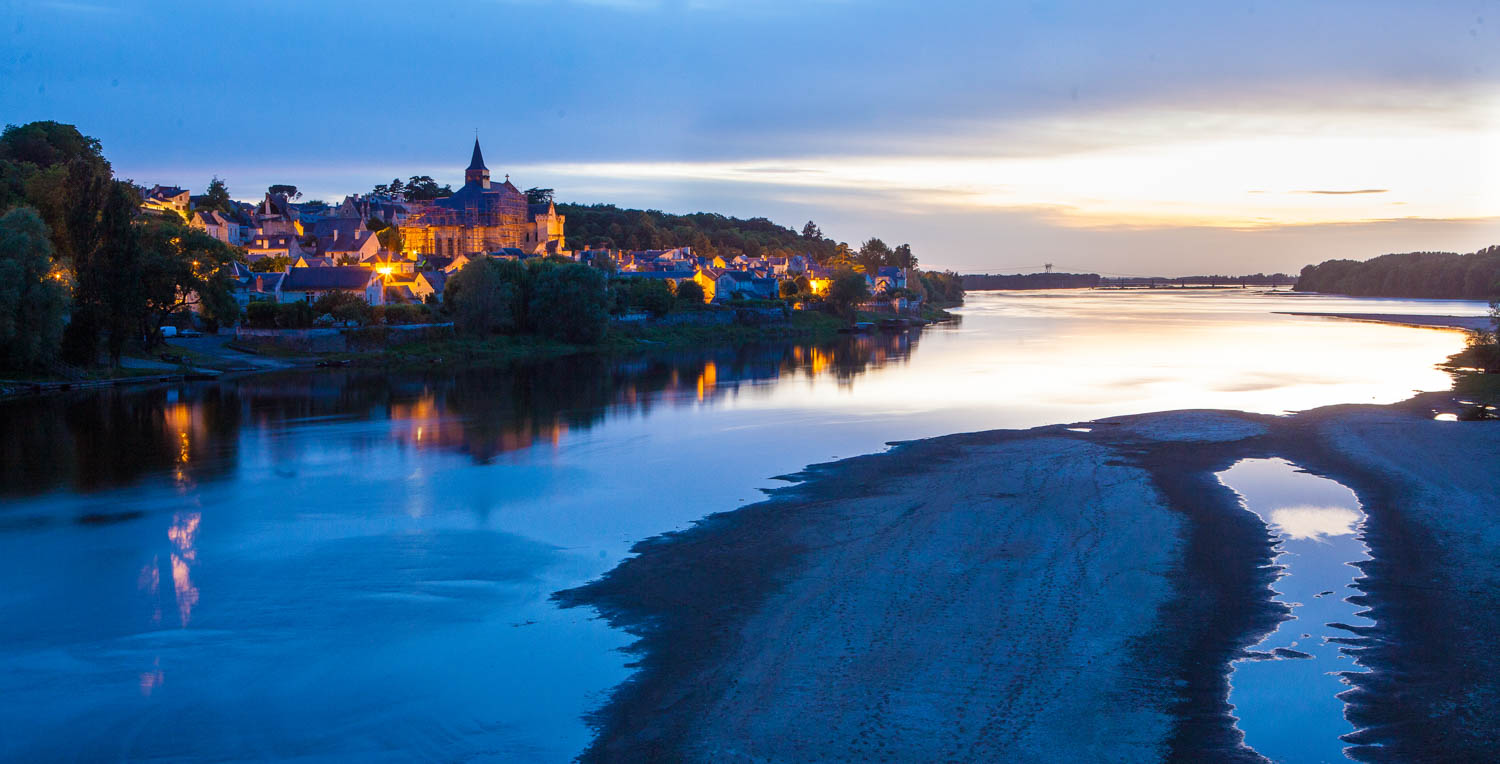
[0,207,70,369]
[529,264,608,343]
[267,184,300,200]
[404,176,453,201]
[134,219,241,336]
[891,243,917,270]
[445,258,523,335]
[827,268,871,319]
[0,121,115,271]
[856,238,892,273]
[524,187,554,206]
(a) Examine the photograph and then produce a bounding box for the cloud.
[1269,505,1360,541]
[1296,189,1389,195]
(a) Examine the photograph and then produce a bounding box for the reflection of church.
[402,140,566,257]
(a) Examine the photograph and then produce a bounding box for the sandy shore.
[1277,311,1493,331]
[559,393,1499,762]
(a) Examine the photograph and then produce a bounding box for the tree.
[201,176,234,214]
[0,207,70,369]
[802,221,822,239]
[250,254,290,272]
[376,224,403,255]
[0,121,115,273]
[525,187,554,206]
[529,264,609,343]
[373,178,404,197]
[267,184,300,200]
[405,176,452,201]
[445,258,522,335]
[77,180,144,366]
[674,278,705,306]
[891,243,917,270]
[856,238,892,273]
[617,278,674,317]
[134,218,242,336]
[827,268,871,319]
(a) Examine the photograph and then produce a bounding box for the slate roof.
[281,267,375,291]
[419,269,448,293]
[468,138,487,171]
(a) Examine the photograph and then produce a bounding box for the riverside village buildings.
[148,140,909,311]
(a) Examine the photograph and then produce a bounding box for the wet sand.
[1278,312,1493,331]
[558,393,1500,762]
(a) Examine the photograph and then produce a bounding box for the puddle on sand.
[1217,458,1372,764]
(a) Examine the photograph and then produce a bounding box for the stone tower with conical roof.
[465,138,490,189]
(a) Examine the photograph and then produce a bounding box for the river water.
[0,289,1486,761]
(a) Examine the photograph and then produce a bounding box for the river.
[0,289,1487,761]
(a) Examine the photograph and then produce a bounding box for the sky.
[3,0,1498,275]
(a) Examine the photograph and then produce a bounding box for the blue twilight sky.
[3,0,1498,274]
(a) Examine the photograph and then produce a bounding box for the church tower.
[465,138,490,189]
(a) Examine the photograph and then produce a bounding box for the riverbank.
[0,310,863,397]
[558,392,1499,761]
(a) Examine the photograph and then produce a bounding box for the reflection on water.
[0,290,1483,761]
[1219,458,1373,764]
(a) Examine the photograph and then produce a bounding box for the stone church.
[402,140,566,257]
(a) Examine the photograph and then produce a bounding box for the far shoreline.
[1276,311,1492,332]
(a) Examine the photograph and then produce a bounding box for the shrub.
[274,301,314,328]
[312,291,373,326]
[383,304,425,325]
[244,301,277,328]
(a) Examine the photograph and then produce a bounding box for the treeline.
[0,121,240,371]
[1295,246,1500,299]
[560,203,841,260]
[962,273,1102,290]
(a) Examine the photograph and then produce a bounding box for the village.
[139,140,915,320]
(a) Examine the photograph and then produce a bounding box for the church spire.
[464,138,491,189]
[467,138,487,171]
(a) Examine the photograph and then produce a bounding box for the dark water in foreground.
[0,290,1485,760]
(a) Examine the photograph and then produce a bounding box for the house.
[141,185,191,216]
[292,255,336,268]
[804,265,835,296]
[335,194,410,227]
[692,267,722,302]
[228,262,283,308]
[279,266,384,306]
[873,266,908,294]
[415,269,447,302]
[253,192,303,236]
[312,218,382,263]
[361,252,414,276]
[245,232,308,263]
[191,210,246,246]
